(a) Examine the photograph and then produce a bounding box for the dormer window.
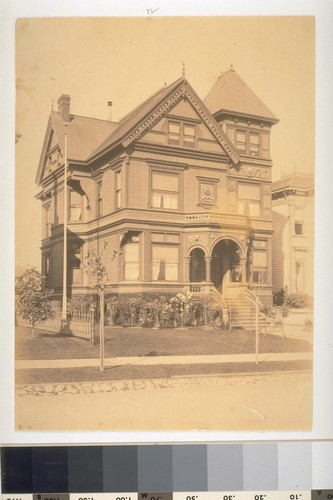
[168,121,196,148]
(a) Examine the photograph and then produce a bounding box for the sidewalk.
[16,351,313,370]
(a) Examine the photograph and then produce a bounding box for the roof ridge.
[119,77,184,123]
[52,110,118,125]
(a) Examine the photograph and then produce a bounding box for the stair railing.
[209,287,230,329]
[243,288,261,364]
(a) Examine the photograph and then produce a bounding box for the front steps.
[224,295,272,333]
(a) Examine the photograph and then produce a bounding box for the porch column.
[240,257,247,284]
[184,255,191,283]
[204,256,211,283]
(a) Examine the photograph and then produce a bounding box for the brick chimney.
[57,94,71,122]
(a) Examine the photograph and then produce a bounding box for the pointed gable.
[90,77,240,165]
[204,68,279,123]
[36,112,118,185]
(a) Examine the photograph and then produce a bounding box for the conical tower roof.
[203,67,278,123]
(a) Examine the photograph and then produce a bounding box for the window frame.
[252,249,268,285]
[167,120,197,148]
[68,188,83,223]
[235,128,262,157]
[151,170,180,211]
[115,169,122,209]
[151,232,180,282]
[237,182,262,217]
[294,206,305,236]
[96,179,103,218]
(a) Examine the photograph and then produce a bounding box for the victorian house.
[36,68,278,309]
[271,173,314,297]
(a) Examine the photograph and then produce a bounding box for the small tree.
[84,242,116,371]
[16,267,54,338]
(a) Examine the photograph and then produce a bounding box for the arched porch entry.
[189,247,206,282]
[211,238,245,294]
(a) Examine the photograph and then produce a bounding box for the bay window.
[151,232,179,281]
[151,171,179,209]
[238,183,261,217]
[124,239,139,281]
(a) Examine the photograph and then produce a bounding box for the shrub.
[284,292,312,309]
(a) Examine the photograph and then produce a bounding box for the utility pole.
[62,123,68,325]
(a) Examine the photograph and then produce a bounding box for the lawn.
[16,324,312,361]
[16,360,312,385]
[15,325,312,385]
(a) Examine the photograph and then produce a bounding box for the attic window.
[168,121,196,148]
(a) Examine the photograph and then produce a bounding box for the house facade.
[271,173,314,297]
[36,68,279,308]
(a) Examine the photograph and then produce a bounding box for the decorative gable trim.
[35,117,63,185]
[122,87,184,148]
[122,82,240,165]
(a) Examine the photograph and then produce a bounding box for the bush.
[284,292,312,309]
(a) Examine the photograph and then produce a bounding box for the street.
[16,370,312,431]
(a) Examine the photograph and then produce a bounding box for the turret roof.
[203,68,278,123]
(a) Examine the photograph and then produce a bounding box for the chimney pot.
[57,94,71,122]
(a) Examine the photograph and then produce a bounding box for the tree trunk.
[99,291,105,372]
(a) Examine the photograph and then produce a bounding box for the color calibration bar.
[2,492,333,500]
[1,443,333,494]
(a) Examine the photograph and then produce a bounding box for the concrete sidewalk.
[16,351,313,370]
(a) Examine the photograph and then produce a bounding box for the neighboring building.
[271,173,314,297]
[36,68,279,308]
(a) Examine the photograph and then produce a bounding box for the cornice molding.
[229,165,270,181]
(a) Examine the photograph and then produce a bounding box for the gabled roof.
[89,78,184,158]
[272,173,314,193]
[89,76,240,165]
[51,112,118,161]
[203,68,279,123]
[36,113,118,184]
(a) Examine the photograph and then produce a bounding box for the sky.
[14,16,315,271]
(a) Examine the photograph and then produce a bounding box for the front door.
[211,239,241,293]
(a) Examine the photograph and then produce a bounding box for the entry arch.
[210,236,245,293]
[189,246,207,283]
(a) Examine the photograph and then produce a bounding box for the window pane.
[152,172,179,191]
[295,223,303,235]
[253,270,267,284]
[165,233,179,243]
[152,193,163,208]
[70,205,82,221]
[124,242,139,260]
[168,122,180,144]
[162,193,178,209]
[238,183,261,200]
[124,243,139,281]
[116,171,121,189]
[152,245,179,281]
[124,263,139,281]
[168,122,180,134]
[183,125,195,147]
[236,131,246,151]
[151,233,165,242]
[253,251,267,267]
[248,201,260,216]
